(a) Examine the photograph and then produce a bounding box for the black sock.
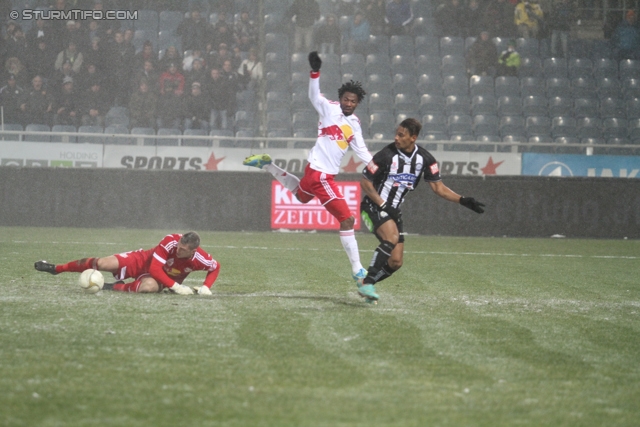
[363,240,395,285]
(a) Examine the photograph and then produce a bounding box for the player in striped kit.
[34,232,219,295]
[359,118,485,302]
[243,51,377,300]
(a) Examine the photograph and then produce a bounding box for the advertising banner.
[271,181,361,230]
[0,141,102,167]
[522,153,640,178]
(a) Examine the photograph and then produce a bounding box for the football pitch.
[1,227,639,427]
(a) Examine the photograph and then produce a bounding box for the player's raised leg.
[244,153,301,194]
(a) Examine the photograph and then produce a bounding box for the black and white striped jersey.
[362,143,441,209]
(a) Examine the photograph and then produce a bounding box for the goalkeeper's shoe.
[34,260,58,275]
[243,153,272,169]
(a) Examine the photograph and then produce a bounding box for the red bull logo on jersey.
[320,124,354,150]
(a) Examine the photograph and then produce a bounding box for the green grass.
[1,227,639,427]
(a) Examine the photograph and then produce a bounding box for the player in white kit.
[244,51,378,301]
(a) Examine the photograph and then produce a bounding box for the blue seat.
[291,53,309,74]
[602,117,629,139]
[473,114,500,137]
[441,55,466,78]
[49,125,76,143]
[368,92,394,113]
[593,58,618,79]
[367,34,390,55]
[183,129,210,147]
[548,96,573,117]
[365,54,391,75]
[525,116,552,138]
[264,52,289,74]
[266,110,292,131]
[597,77,621,99]
[421,114,448,136]
[77,125,103,144]
[516,37,539,57]
[568,58,593,79]
[442,74,468,96]
[235,110,257,131]
[543,57,568,78]
[600,97,626,119]
[520,77,545,97]
[417,73,443,95]
[366,74,393,96]
[391,55,416,75]
[447,114,473,135]
[130,127,155,145]
[551,116,577,138]
[445,95,471,115]
[394,93,420,114]
[577,117,603,139]
[573,97,599,118]
[518,56,543,78]
[209,129,234,146]
[0,123,23,141]
[293,130,317,149]
[546,77,572,98]
[389,35,414,56]
[471,94,498,116]
[104,125,131,145]
[571,77,597,99]
[392,73,418,95]
[265,33,289,55]
[440,36,464,57]
[494,76,520,97]
[626,97,640,118]
[622,78,640,99]
[416,54,442,75]
[369,113,395,135]
[159,11,183,33]
[266,91,290,111]
[340,53,366,75]
[292,111,317,132]
[469,75,494,97]
[419,94,446,115]
[628,118,640,141]
[619,59,640,80]
[415,35,439,56]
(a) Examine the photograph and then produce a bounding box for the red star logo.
[342,156,362,173]
[481,156,504,175]
[204,152,225,171]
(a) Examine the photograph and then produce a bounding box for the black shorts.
[360,198,404,244]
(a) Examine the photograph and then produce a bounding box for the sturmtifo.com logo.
[11,9,138,20]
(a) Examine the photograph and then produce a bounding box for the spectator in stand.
[48,0,70,47]
[435,0,465,38]
[548,0,577,59]
[208,21,235,53]
[156,85,184,129]
[234,9,258,52]
[466,30,498,77]
[385,0,413,36]
[177,9,208,52]
[52,60,75,97]
[206,67,230,130]
[133,40,157,70]
[61,20,83,48]
[158,62,185,96]
[54,40,83,75]
[183,81,209,132]
[91,1,119,39]
[185,57,208,88]
[26,19,54,49]
[207,42,236,70]
[6,26,28,64]
[182,49,205,72]
[482,0,517,39]
[158,45,182,74]
[26,39,56,82]
[20,75,54,126]
[315,14,342,54]
[462,0,483,39]
[4,57,29,90]
[497,39,521,76]
[80,79,109,127]
[611,10,640,61]
[237,48,263,90]
[109,30,135,106]
[0,73,26,125]
[284,0,321,52]
[128,78,158,129]
[361,0,386,35]
[345,11,371,55]
[53,76,79,127]
[76,63,104,94]
[131,59,160,94]
[82,37,107,74]
[514,0,544,39]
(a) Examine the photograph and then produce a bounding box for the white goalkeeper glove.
[169,283,194,295]
[197,286,212,296]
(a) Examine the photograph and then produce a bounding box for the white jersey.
[307,72,373,175]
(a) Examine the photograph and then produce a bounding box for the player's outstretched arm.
[428,181,485,213]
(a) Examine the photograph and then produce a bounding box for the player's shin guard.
[264,163,301,193]
[339,229,364,274]
[374,264,399,284]
[56,257,98,274]
[112,279,141,293]
[363,241,396,285]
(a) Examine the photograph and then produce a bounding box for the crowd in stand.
[0,0,260,133]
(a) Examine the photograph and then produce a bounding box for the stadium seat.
[103,125,131,145]
[471,94,498,116]
[367,34,390,55]
[520,77,545,97]
[445,94,471,115]
[494,76,520,98]
[543,57,568,78]
[394,93,420,115]
[369,113,395,135]
[135,9,159,33]
[546,77,572,98]
[77,125,103,144]
[291,53,309,74]
[130,127,155,145]
[415,35,439,56]
[492,37,509,54]
[440,36,465,57]
[571,77,597,99]
[600,97,626,119]
[416,54,442,75]
[596,77,621,99]
[264,52,289,74]
[368,92,394,114]
[497,95,523,116]
[551,116,577,138]
[266,91,290,111]
[593,58,618,79]
[522,95,547,117]
[447,114,473,135]
[622,78,640,99]
[576,117,603,139]
[392,73,418,95]
[265,71,288,92]
[499,115,526,137]
[365,54,391,75]
[421,114,448,136]
[341,53,366,75]
[518,56,543,78]
[292,111,317,132]
[0,123,23,141]
[441,55,466,78]
[442,74,468,96]
[628,118,640,141]
[568,58,593,79]
[155,128,180,146]
[265,33,289,55]
[366,73,393,97]
[573,97,599,119]
[602,117,629,139]
[293,130,317,149]
[619,59,640,80]
[469,75,494,97]
[419,93,446,116]
[417,73,443,95]
[159,11,183,33]
[291,91,311,111]
[391,55,416,76]
[209,129,234,147]
[525,116,551,138]
[627,97,640,118]
[51,125,77,143]
[473,114,500,137]
[389,35,414,56]
[516,37,539,57]
[182,129,210,147]
[554,136,583,154]
[548,96,573,117]
[266,110,292,132]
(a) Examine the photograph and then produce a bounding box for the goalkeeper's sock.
[56,257,98,274]
[339,229,364,274]
[363,241,395,285]
[264,163,300,193]
[112,279,141,293]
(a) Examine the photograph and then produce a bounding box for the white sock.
[264,163,300,193]
[339,229,364,274]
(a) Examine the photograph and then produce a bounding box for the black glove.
[308,51,322,72]
[379,202,400,220]
[460,197,485,214]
